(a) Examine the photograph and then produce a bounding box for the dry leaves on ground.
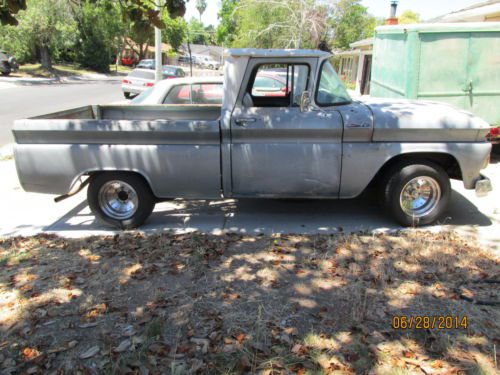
[0,231,498,374]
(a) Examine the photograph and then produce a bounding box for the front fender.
[340,142,491,198]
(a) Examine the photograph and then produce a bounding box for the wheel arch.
[372,152,461,186]
[340,145,463,199]
[71,169,158,198]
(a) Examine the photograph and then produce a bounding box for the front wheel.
[88,172,155,229]
[382,162,451,226]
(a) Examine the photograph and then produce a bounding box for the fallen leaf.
[79,345,100,359]
[22,347,40,361]
[235,333,246,344]
[113,339,131,353]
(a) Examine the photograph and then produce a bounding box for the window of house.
[246,64,310,107]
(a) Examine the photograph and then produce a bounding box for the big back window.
[129,70,155,80]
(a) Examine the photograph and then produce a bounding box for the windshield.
[131,87,154,104]
[316,59,351,106]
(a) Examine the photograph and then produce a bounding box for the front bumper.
[475,174,492,197]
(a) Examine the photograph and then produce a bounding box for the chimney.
[386,0,398,25]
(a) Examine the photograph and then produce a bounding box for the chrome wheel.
[98,180,139,220]
[399,176,441,218]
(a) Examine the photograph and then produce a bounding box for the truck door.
[230,58,344,197]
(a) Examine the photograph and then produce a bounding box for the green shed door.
[417,33,470,109]
[467,32,500,125]
[418,32,500,125]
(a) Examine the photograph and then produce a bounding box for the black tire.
[382,161,451,226]
[88,172,155,229]
[1,71,10,76]
[124,92,131,99]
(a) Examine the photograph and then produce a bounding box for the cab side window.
[246,63,310,108]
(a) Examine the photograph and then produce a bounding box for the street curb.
[0,73,125,86]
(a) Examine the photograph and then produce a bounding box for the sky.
[183,0,486,27]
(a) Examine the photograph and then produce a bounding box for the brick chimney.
[386,0,398,25]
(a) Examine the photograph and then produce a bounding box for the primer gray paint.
[12,53,492,201]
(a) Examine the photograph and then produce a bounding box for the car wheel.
[382,161,450,226]
[88,172,155,229]
[124,92,131,99]
[1,71,10,76]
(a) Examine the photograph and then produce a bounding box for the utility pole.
[154,0,162,82]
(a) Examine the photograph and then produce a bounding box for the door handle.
[462,80,473,93]
[234,117,257,126]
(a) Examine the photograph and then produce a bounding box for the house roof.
[180,44,224,56]
[349,37,374,48]
[224,48,331,58]
[376,21,500,34]
[428,0,500,22]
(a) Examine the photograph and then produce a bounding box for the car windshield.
[316,59,351,106]
[131,87,155,104]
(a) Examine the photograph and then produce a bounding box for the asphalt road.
[0,81,123,145]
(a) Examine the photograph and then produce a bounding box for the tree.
[195,0,207,22]
[2,0,78,70]
[162,12,188,51]
[329,0,376,50]
[2,0,187,29]
[72,0,124,72]
[232,0,327,49]
[215,0,238,46]
[0,0,26,25]
[399,10,420,24]
[187,17,209,45]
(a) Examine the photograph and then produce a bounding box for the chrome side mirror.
[300,91,311,112]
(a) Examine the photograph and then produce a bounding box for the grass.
[11,63,130,78]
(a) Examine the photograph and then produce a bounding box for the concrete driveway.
[1,155,498,252]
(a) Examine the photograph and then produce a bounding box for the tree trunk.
[39,45,52,71]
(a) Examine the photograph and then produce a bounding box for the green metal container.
[371,22,500,125]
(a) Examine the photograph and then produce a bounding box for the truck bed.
[13,104,223,198]
[13,105,221,144]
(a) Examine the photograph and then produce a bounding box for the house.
[429,0,500,22]
[336,38,373,95]
[120,39,172,66]
[179,44,224,63]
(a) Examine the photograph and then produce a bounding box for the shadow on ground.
[42,188,492,236]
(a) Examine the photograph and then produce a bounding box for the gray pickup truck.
[13,49,492,229]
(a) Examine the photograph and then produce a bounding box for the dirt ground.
[0,231,498,374]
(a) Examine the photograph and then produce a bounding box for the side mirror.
[300,91,311,112]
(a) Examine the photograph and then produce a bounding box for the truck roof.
[224,48,331,58]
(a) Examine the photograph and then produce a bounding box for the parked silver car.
[199,56,221,70]
[121,66,186,98]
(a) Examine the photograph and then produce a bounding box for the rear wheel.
[88,172,155,229]
[124,92,131,99]
[1,71,10,76]
[382,161,451,226]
